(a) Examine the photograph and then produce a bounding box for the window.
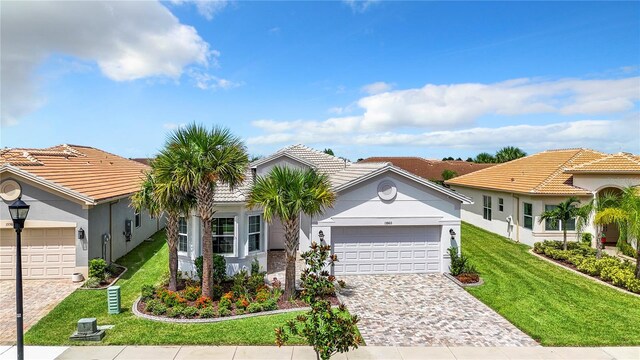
[544,205,576,231]
[212,218,235,254]
[248,215,261,252]
[498,198,504,212]
[523,203,533,230]
[178,217,188,252]
[134,211,141,228]
[483,195,492,221]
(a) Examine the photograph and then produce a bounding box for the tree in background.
[442,169,458,181]
[474,152,496,163]
[495,146,527,163]
[323,148,335,156]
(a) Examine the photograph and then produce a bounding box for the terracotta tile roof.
[564,152,640,174]
[445,148,610,195]
[0,144,149,203]
[213,168,254,202]
[360,157,494,181]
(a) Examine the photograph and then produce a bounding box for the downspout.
[109,201,115,263]
[514,194,520,243]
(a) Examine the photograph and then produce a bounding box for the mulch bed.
[455,273,480,284]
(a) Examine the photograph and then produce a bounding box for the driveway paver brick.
[336,274,538,347]
[0,280,79,345]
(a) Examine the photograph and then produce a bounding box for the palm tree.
[159,124,248,298]
[131,168,194,291]
[539,197,581,251]
[594,187,640,278]
[474,152,495,163]
[495,146,527,163]
[576,191,622,259]
[247,166,335,299]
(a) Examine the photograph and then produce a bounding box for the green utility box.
[107,286,121,314]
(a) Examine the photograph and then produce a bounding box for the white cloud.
[343,0,379,13]
[188,69,242,90]
[361,81,393,95]
[163,123,186,130]
[171,0,229,20]
[1,1,212,125]
[247,116,640,154]
[356,77,640,131]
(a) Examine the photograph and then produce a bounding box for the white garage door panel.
[332,226,440,275]
[0,228,76,279]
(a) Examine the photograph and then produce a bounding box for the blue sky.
[1,1,639,161]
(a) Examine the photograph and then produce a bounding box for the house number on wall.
[384,221,393,225]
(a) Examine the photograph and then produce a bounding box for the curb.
[443,272,484,288]
[131,297,311,323]
[528,249,640,298]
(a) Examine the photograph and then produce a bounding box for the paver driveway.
[0,280,79,344]
[337,274,538,347]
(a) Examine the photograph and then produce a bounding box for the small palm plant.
[247,166,335,299]
[539,197,581,251]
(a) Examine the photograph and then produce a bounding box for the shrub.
[247,273,266,295]
[218,307,231,317]
[219,297,232,311]
[582,233,593,244]
[183,285,201,301]
[165,307,182,318]
[194,296,212,309]
[195,254,228,284]
[247,302,263,313]
[83,276,101,288]
[271,277,282,290]
[251,258,261,276]
[595,257,621,274]
[222,291,234,301]
[567,254,585,267]
[261,298,278,311]
[600,266,617,282]
[141,284,155,301]
[159,290,187,307]
[151,303,167,316]
[255,288,271,303]
[199,306,216,318]
[144,299,160,313]
[576,257,598,276]
[182,306,199,318]
[448,247,467,276]
[626,278,640,294]
[235,309,245,315]
[88,258,108,281]
[533,242,544,254]
[236,296,250,309]
[619,241,638,259]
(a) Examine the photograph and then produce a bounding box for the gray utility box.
[69,318,105,341]
[107,286,121,314]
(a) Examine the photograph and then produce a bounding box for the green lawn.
[462,222,640,346]
[25,231,304,345]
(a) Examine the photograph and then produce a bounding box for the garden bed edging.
[443,272,484,288]
[79,264,128,291]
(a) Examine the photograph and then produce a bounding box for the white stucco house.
[177,145,472,276]
[446,149,640,247]
[0,145,163,280]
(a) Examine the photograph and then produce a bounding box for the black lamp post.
[8,198,29,360]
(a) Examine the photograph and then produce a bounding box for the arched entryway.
[597,187,622,246]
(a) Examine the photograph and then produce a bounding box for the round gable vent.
[0,179,22,202]
[377,180,397,201]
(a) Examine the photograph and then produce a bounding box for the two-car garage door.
[332,226,441,275]
[0,227,76,279]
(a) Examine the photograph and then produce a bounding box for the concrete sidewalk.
[0,345,638,360]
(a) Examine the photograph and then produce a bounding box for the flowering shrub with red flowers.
[222,291,234,301]
[235,296,250,309]
[194,295,212,309]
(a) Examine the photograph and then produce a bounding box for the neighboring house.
[446,149,640,246]
[0,144,162,280]
[130,158,153,166]
[178,145,471,277]
[360,157,493,182]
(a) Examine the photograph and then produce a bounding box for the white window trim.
[483,195,492,221]
[212,215,238,257]
[523,202,533,230]
[498,198,504,212]
[178,216,188,255]
[247,214,263,254]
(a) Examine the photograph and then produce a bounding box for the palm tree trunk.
[635,248,640,279]
[197,182,216,298]
[562,223,568,251]
[595,226,603,259]
[283,216,300,300]
[166,212,180,291]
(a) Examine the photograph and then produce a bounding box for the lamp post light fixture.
[449,228,456,241]
[8,198,29,360]
[318,230,325,243]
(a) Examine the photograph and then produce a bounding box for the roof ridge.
[293,144,351,164]
[532,149,596,192]
[447,150,542,184]
[568,151,640,171]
